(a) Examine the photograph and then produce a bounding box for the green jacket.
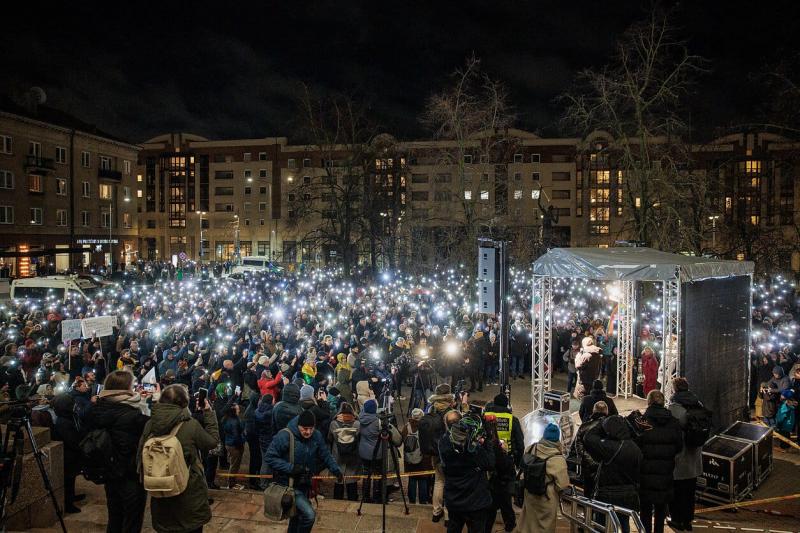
[138,402,219,533]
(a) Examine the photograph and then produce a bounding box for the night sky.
[2,1,798,143]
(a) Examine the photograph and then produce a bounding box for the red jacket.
[257,371,283,402]
[642,354,659,395]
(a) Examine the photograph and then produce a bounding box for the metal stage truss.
[532,275,553,412]
[616,280,636,398]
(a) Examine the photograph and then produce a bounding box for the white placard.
[81,316,115,338]
[142,367,157,384]
[62,319,83,342]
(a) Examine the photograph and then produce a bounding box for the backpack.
[518,444,551,496]
[141,422,190,498]
[80,428,122,484]
[332,425,359,457]
[776,402,796,434]
[418,411,446,456]
[403,424,423,465]
[682,403,713,447]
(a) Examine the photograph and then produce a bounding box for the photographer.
[439,411,495,533]
[357,399,402,503]
[419,383,454,522]
[266,410,343,533]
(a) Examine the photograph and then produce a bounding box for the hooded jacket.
[265,417,341,490]
[636,404,683,504]
[137,402,219,533]
[257,371,282,401]
[584,414,642,511]
[578,389,619,422]
[271,383,302,435]
[438,430,494,511]
[669,390,705,479]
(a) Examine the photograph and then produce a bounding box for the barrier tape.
[695,493,800,514]
[752,420,800,451]
[217,469,436,481]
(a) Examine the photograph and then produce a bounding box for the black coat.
[578,389,619,422]
[51,394,85,478]
[84,396,149,477]
[584,415,642,511]
[438,434,495,511]
[635,405,684,504]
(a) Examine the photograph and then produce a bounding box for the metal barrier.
[559,491,646,533]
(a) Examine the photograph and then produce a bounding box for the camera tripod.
[357,409,409,533]
[0,405,68,533]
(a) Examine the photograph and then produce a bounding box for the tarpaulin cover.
[532,247,753,282]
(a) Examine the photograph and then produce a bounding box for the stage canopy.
[532,247,753,282]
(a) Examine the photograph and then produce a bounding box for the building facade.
[0,100,139,276]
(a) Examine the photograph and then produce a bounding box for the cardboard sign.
[61,319,83,342]
[81,316,115,338]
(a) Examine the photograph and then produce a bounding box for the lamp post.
[708,215,720,250]
[233,213,240,262]
[196,210,206,261]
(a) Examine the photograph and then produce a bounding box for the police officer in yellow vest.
[483,393,525,466]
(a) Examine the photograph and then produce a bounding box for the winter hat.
[592,379,604,391]
[493,393,509,408]
[298,409,316,428]
[299,384,315,401]
[363,399,377,414]
[542,423,560,442]
[411,408,424,421]
[434,383,451,396]
[781,389,794,400]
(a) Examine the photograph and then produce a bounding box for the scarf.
[302,362,317,379]
[98,389,150,415]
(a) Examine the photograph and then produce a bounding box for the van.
[230,256,272,275]
[10,276,94,303]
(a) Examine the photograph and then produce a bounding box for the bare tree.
[561,7,708,250]
[419,55,516,267]
[288,85,375,276]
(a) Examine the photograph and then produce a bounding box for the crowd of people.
[0,263,798,533]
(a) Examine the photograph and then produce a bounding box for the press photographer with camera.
[265,410,343,533]
[439,410,495,533]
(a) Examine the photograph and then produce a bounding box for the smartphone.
[234,385,241,396]
[143,383,155,392]
[197,387,208,406]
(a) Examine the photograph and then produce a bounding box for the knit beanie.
[434,383,451,396]
[493,393,509,408]
[542,423,560,442]
[300,384,315,401]
[298,410,316,428]
[363,399,377,414]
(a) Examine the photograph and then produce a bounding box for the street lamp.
[196,211,206,261]
[233,213,240,261]
[708,215,720,249]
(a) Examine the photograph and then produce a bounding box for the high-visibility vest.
[485,411,513,449]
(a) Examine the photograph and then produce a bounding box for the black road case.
[543,390,571,414]
[720,421,773,486]
[696,435,753,504]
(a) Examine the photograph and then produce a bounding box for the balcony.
[98,168,123,180]
[25,155,55,173]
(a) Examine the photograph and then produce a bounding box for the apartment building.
[0,96,139,275]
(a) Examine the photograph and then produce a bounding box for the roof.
[0,96,133,145]
[532,247,754,282]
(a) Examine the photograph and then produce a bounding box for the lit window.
[137,189,143,198]
[531,190,540,200]
[56,178,67,195]
[464,191,472,200]
[635,197,641,208]
[514,190,523,200]
[750,215,760,225]
[28,174,42,193]
[480,190,489,201]
[736,253,745,261]
[99,184,113,200]
[137,174,143,182]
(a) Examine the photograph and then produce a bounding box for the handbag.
[263,428,296,521]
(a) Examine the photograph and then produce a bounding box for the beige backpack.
[141,422,190,498]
